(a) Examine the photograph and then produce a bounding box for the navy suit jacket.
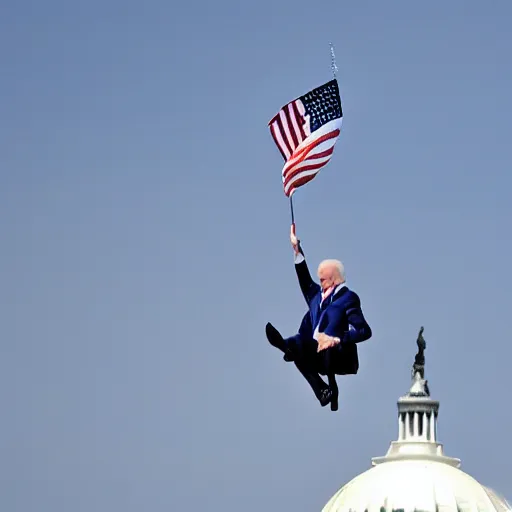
[295,255,372,375]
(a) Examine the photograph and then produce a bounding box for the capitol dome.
[322,330,511,512]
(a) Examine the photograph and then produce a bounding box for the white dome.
[322,332,511,512]
[322,459,511,512]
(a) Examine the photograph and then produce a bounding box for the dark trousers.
[286,334,338,400]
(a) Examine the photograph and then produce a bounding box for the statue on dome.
[265,226,373,412]
[413,326,426,378]
[410,326,430,396]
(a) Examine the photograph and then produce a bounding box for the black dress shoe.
[318,388,332,407]
[265,322,287,352]
[328,375,339,411]
[266,323,295,362]
[330,391,339,411]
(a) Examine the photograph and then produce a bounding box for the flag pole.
[290,193,296,235]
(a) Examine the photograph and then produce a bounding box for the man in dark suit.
[266,227,372,411]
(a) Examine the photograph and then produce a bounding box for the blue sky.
[2,1,512,510]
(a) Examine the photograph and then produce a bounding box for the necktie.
[321,286,335,303]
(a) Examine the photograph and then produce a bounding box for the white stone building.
[322,344,511,512]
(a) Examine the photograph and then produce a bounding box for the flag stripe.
[287,127,340,163]
[283,105,299,148]
[304,147,335,161]
[278,111,295,156]
[269,119,291,160]
[288,103,304,145]
[283,159,331,190]
[292,101,307,140]
[278,115,294,157]
[269,122,287,160]
[283,151,335,185]
[285,171,321,196]
[282,129,340,179]
[282,144,335,179]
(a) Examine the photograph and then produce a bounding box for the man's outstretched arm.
[290,226,320,305]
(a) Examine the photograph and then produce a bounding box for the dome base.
[371,440,461,467]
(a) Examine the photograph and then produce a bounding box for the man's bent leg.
[294,358,332,406]
[265,324,332,407]
[321,347,339,411]
[292,337,332,407]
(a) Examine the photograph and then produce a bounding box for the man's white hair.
[318,259,346,281]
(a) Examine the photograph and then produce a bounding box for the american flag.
[268,79,343,197]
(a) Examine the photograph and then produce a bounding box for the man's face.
[318,264,337,291]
